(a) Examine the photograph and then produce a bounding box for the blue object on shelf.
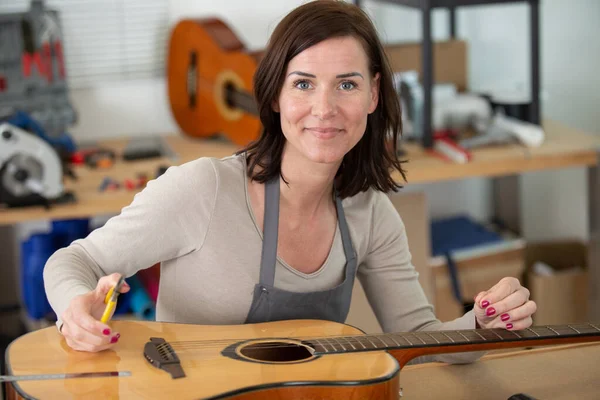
[51,218,90,248]
[431,215,503,257]
[430,215,504,303]
[21,233,55,319]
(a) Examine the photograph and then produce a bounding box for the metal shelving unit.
[353,0,540,148]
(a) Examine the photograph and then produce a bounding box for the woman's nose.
[311,89,337,119]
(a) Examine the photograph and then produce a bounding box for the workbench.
[1,119,599,321]
[400,342,600,399]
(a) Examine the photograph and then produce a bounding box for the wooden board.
[400,343,600,399]
[0,119,598,225]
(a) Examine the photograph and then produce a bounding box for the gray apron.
[245,177,358,324]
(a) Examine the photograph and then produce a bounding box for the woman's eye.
[340,81,356,90]
[295,80,311,90]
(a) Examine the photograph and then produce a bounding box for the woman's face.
[275,36,379,166]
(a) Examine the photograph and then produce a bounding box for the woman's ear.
[272,100,280,113]
[368,72,380,114]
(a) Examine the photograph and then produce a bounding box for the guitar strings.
[166,324,598,349]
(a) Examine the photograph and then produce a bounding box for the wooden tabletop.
[1,119,598,226]
[400,342,600,399]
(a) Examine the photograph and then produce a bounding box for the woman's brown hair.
[238,0,406,198]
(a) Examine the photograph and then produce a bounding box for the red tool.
[430,129,472,164]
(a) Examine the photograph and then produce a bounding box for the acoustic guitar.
[167,18,263,146]
[4,319,600,399]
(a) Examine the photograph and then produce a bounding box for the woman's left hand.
[473,277,537,330]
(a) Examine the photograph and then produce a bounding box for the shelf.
[355,0,540,149]
[0,119,598,226]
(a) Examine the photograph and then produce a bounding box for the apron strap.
[335,195,357,280]
[259,177,280,287]
[259,178,357,286]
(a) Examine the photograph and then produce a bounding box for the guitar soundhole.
[239,341,315,363]
[224,82,236,108]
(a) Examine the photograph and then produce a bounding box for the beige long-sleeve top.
[44,154,482,363]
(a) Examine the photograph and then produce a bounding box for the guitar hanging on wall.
[167,18,263,147]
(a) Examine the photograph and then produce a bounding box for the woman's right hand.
[60,273,130,352]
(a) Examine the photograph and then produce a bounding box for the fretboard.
[304,323,600,355]
[225,86,259,117]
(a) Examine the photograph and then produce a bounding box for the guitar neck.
[226,86,259,117]
[305,323,600,367]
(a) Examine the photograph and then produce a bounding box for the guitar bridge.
[144,337,186,379]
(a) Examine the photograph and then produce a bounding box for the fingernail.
[102,329,111,336]
[116,333,121,339]
[506,323,514,330]
[481,300,490,308]
[501,313,510,322]
[111,336,119,343]
[486,307,496,316]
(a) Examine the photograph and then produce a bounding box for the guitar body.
[167,19,262,146]
[5,320,399,400]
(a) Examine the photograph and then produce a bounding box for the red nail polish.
[506,323,514,330]
[486,307,496,316]
[111,336,119,344]
[102,329,110,336]
[501,313,510,322]
[481,300,490,308]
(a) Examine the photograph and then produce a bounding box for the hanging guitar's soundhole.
[227,339,318,364]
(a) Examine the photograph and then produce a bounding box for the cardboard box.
[346,191,431,333]
[431,240,526,322]
[384,40,468,91]
[525,241,588,326]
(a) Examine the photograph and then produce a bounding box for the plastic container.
[21,233,55,319]
[51,218,89,248]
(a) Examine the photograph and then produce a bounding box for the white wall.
[50,0,600,240]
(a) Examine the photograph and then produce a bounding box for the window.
[0,0,169,88]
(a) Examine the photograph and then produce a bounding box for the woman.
[44,0,536,360]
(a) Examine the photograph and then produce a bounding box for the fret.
[456,331,470,342]
[413,332,439,345]
[439,331,455,343]
[547,326,561,336]
[365,336,379,349]
[330,337,346,351]
[310,339,329,353]
[471,330,487,341]
[374,335,390,348]
[385,334,402,347]
[446,331,470,343]
[590,323,600,332]
[403,335,414,346]
[531,326,553,337]
[390,334,411,347]
[526,327,540,337]
[356,337,369,350]
[507,329,522,339]
[342,336,357,351]
[488,329,505,340]
[567,325,580,334]
[377,335,398,348]
[410,333,427,345]
[425,332,440,344]
[321,338,336,352]
[346,336,367,350]
[515,327,540,338]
